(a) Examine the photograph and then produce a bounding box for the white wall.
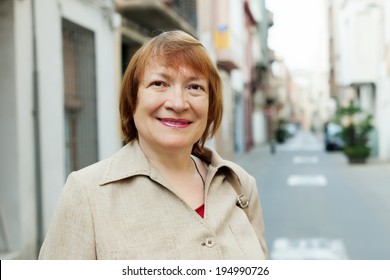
[338,0,381,85]
[377,0,390,160]
[230,0,247,152]
[197,0,218,151]
[252,110,267,144]
[377,78,390,160]
[232,70,246,152]
[15,0,38,259]
[0,0,20,257]
[217,70,235,159]
[229,0,245,70]
[33,0,66,237]
[0,0,38,259]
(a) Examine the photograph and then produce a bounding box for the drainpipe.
[31,0,44,255]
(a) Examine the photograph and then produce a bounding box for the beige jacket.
[39,140,268,259]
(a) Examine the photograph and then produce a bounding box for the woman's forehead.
[143,57,205,78]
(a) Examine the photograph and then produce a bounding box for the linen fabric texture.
[39,140,268,260]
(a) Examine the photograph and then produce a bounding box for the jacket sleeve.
[247,175,269,259]
[38,172,96,259]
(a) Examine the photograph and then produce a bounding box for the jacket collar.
[99,140,151,186]
[99,139,240,186]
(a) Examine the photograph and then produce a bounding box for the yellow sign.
[215,24,230,50]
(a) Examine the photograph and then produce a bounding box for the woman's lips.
[158,118,192,128]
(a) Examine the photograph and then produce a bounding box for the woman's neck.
[137,138,206,209]
[137,139,194,173]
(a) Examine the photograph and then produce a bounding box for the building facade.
[0,0,121,259]
[328,0,390,161]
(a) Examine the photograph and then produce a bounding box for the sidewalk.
[232,130,323,174]
[234,129,390,169]
[232,143,276,177]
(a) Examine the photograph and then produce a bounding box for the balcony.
[115,0,196,36]
[216,50,240,72]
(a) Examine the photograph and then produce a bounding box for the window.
[62,19,98,175]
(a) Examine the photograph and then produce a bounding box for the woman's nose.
[165,86,189,111]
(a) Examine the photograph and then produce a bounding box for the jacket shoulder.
[202,146,256,197]
[69,156,112,188]
[224,160,254,180]
[222,160,256,196]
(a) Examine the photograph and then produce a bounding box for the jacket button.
[204,237,216,248]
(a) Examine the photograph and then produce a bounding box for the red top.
[195,204,205,218]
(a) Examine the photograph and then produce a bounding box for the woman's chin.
[155,138,195,151]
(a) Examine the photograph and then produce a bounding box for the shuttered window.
[62,19,98,175]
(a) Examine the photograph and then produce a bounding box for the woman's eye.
[152,81,165,87]
[189,84,203,91]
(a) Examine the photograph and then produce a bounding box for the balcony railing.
[115,0,196,36]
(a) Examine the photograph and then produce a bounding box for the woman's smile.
[157,118,193,129]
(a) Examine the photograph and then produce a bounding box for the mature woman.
[39,30,268,259]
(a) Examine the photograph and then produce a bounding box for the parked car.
[285,122,299,138]
[324,122,344,151]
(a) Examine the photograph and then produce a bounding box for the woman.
[39,30,268,259]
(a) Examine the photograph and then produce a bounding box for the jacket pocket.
[229,224,265,259]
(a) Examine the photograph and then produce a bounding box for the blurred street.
[235,129,390,260]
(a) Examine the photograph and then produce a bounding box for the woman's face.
[133,60,209,153]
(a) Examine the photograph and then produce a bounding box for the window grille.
[171,0,197,29]
[62,19,98,175]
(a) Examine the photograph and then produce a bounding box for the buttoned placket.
[149,162,224,252]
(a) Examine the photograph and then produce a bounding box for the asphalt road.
[234,130,390,260]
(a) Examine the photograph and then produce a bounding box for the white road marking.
[278,145,322,152]
[287,175,327,187]
[270,238,349,260]
[292,156,319,164]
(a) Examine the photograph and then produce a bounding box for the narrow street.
[235,130,390,260]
